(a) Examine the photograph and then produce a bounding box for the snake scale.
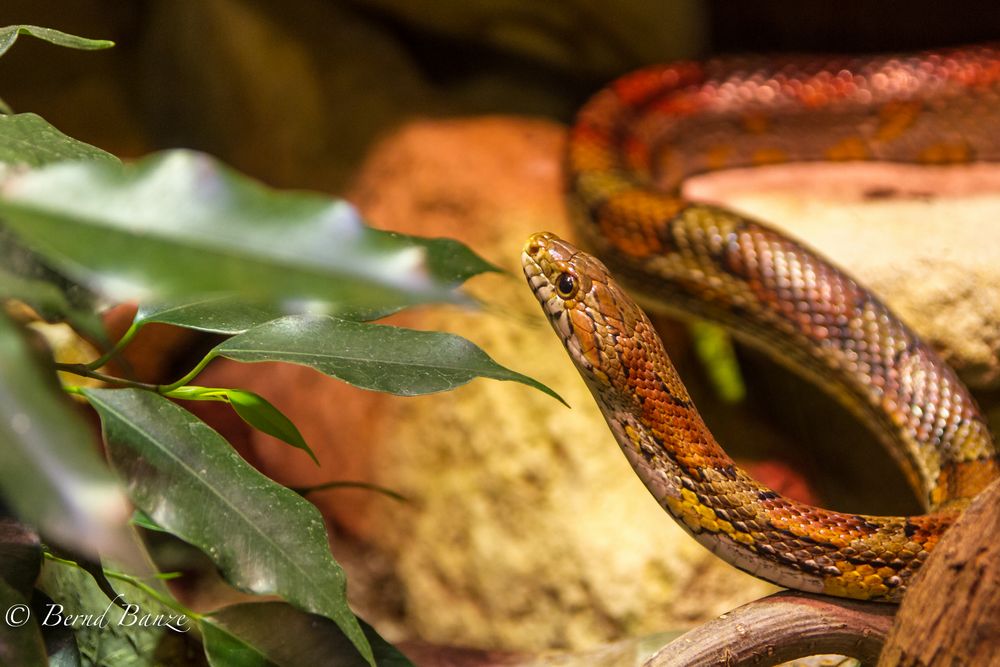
[522,45,1000,602]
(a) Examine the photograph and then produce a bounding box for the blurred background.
[3,0,1000,657]
[5,1,1000,189]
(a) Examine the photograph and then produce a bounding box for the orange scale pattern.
[523,44,1000,603]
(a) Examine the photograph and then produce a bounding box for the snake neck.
[522,230,965,602]
[579,303,959,603]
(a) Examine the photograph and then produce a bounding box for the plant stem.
[55,363,159,391]
[60,347,219,396]
[42,552,201,620]
[86,319,141,370]
[292,480,408,503]
[157,351,218,393]
[104,571,203,620]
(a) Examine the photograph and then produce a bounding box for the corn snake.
[522,45,1000,602]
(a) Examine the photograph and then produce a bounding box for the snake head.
[522,231,644,387]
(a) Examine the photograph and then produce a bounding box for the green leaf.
[37,556,181,666]
[0,578,47,666]
[128,236,503,333]
[0,313,132,562]
[203,602,412,667]
[388,232,503,284]
[136,297,284,335]
[214,315,565,401]
[226,389,315,462]
[129,510,167,533]
[83,388,375,666]
[133,292,405,336]
[0,151,485,314]
[0,25,114,59]
[45,546,125,612]
[0,113,117,166]
[167,386,317,464]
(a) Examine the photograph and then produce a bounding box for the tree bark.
[878,478,1000,666]
[644,591,894,666]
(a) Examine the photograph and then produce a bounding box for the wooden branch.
[644,591,894,666]
[878,478,1000,666]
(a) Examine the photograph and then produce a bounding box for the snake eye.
[556,272,578,299]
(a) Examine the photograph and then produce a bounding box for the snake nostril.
[527,241,542,256]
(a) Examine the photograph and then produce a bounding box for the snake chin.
[522,233,629,389]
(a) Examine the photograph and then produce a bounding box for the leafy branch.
[0,22,560,667]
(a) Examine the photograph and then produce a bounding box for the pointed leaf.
[225,389,316,463]
[0,25,113,59]
[388,233,503,285]
[0,313,131,561]
[134,293,399,335]
[129,510,167,533]
[37,556,183,664]
[214,315,564,401]
[83,388,375,666]
[167,386,316,463]
[136,297,284,335]
[46,545,125,611]
[203,602,412,667]
[0,113,117,167]
[129,235,505,334]
[0,151,483,313]
[0,578,47,666]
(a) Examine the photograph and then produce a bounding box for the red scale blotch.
[612,63,705,107]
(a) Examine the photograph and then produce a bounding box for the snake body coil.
[523,45,1000,602]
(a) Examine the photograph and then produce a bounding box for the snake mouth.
[521,233,576,346]
[522,233,594,370]
[521,232,558,307]
[521,250,561,323]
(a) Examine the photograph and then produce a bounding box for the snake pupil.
[556,273,577,298]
